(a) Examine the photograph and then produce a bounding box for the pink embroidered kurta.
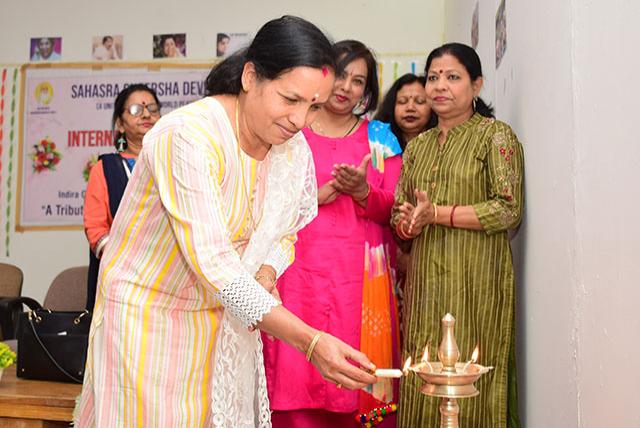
[263,120,402,417]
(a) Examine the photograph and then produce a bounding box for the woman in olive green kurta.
[392,43,523,428]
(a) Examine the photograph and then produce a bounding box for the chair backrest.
[0,262,23,299]
[43,266,89,311]
[0,262,24,341]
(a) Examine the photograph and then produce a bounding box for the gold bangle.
[433,203,439,225]
[354,184,370,202]
[255,274,276,283]
[305,331,324,362]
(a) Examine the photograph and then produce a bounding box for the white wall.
[0,0,444,302]
[572,2,640,426]
[0,0,442,63]
[446,1,640,426]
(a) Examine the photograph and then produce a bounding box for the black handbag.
[15,303,91,383]
[0,296,40,340]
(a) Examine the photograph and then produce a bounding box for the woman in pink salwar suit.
[263,40,402,428]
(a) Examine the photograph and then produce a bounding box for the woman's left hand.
[252,266,280,337]
[397,189,435,237]
[254,265,281,302]
[331,154,371,200]
[318,181,340,205]
[407,189,435,235]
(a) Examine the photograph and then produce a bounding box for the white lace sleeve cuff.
[264,243,291,278]
[214,274,280,327]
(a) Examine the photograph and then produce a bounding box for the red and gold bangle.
[395,221,412,240]
[450,204,459,228]
[356,403,398,427]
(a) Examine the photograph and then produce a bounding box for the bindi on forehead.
[429,68,457,75]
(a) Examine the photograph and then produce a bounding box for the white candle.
[374,369,404,378]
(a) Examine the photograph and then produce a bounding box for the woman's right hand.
[309,332,377,390]
[318,181,340,205]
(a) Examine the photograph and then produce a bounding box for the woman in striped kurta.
[74,16,377,428]
[84,84,161,311]
[392,43,523,428]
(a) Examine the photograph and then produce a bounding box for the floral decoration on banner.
[29,136,62,173]
[82,154,99,182]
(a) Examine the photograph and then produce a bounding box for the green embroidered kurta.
[393,113,523,428]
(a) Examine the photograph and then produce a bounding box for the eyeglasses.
[126,103,160,117]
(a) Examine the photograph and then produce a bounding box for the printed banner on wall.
[17,63,209,230]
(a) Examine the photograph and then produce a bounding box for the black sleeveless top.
[86,153,132,310]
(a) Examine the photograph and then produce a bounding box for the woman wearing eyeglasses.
[83,84,161,310]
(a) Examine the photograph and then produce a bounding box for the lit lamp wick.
[421,344,434,373]
[402,357,412,376]
[462,345,479,373]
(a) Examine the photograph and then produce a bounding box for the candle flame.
[471,345,479,363]
[421,344,429,363]
[403,357,412,373]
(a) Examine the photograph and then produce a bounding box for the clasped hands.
[318,154,371,205]
[396,188,436,238]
